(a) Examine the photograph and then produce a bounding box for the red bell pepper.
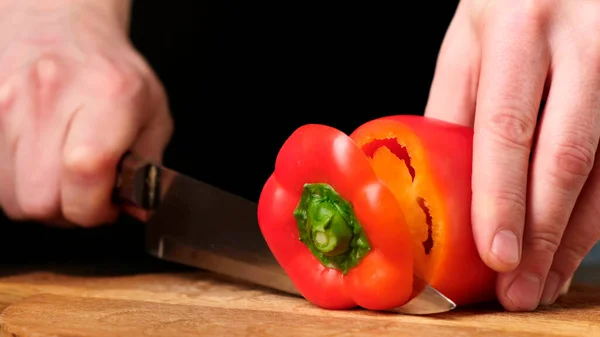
[350,115,497,305]
[257,124,416,310]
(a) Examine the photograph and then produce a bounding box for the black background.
[1,1,459,269]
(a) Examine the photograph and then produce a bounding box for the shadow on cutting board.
[0,213,193,278]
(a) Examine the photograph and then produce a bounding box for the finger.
[61,92,172,228]
[120,95,172,224]
[0,141,22,220]
[537,76,600,306]
[540,167,600,305]
[61,96,144,227]
[59,53,153,227]
[14,56,67,221]
[131,71,174,163]
[425,2,480,127]
[559,276,573,297]
[0,75,23,219]
[0,144,21,219]
[471,15,550,274]
[498,52,600,311]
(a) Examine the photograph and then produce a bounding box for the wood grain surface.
[0,268,598,337]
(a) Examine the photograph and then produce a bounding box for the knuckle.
[526,230,562,256]
[551,134,596,183]
[486,108,537,150]
[492,188,528,216]
[520,0,554,19]
[492,0,552,29]
[124,75,147,99]
[0,79,16,115]
[33,56,62,90]
[29,56,65,118]
[104,73,144,100]
[559,239,594,267]
[64,146,119,178]
[88,57,146,100]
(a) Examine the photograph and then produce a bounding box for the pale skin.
[0,0,598,312]
[426,0,600,311]
[0,0,173,227]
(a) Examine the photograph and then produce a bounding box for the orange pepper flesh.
[350,116,497,306]
[361,138,434,281]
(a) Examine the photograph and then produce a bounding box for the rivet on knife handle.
[114,152,161,210]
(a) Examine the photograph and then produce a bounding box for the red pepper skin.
[257,124,415,310]
[350,115,497,306]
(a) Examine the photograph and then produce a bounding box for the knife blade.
[114,152,456,315]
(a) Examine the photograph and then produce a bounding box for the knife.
[114,152,457,315]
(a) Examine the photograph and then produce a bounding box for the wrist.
[79,0,133,32]
[4,0,132,32]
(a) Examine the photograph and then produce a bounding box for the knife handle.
[114,152,161,210]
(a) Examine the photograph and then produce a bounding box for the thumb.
[424,8,480,127]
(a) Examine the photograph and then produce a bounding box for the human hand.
[425,0,600,311]
[0,0,173,227]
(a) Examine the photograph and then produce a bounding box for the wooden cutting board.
[0,266,598,337]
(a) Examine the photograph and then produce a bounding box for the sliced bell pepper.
[257,124,415,310]
[349,115,497,305]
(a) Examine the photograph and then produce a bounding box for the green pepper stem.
[293,183,371,274]
[310,212,353,256]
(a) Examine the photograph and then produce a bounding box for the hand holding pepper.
[425,0,600,311]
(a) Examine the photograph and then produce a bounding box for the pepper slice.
[257,124,415,310]
[350,115,497,305]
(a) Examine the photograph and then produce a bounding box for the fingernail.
[506,272,542,310]
[491,229,520,266]
[540,271,560,305]
[560,276,573,295]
